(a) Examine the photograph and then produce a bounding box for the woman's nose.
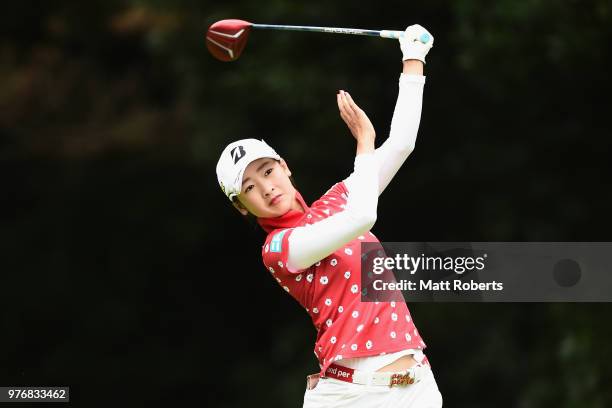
[263,185,275,197]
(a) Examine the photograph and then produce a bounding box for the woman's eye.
[245,185,254,193]
[264,168,273,176]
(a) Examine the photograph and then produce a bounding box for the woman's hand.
[337,90,376,154]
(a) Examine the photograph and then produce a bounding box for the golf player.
[216,24,442,407]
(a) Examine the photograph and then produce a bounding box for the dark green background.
[1,1,611,406]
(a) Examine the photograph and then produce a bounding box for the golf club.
[206,19,431,62]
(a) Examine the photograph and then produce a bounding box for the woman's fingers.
[337,90,374,143]
[337,93,350,123]
[337,91,346,112]
[339,107,349,123]
[338,91,354,124]
[338,90,369,139]
[340,91,358,121]
[340,91,361,118]
[337,93,346,118]
[343,92,360,116]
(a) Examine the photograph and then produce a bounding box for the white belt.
[323,362,429,387]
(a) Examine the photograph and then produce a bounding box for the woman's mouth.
[270,194,283,206]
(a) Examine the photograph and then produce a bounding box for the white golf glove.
[399,24,434,63]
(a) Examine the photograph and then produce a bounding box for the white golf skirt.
[302,364,443,408]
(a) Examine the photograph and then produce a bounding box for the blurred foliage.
[1,0,611,407]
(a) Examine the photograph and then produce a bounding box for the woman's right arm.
[285,153,379,272]
[284,96,378,272]
[283,25,434,272]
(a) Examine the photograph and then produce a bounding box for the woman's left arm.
[374,24,434,195]
[341,64,425,196]
[374,61,425,194]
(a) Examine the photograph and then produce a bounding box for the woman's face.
[235,158,300,218]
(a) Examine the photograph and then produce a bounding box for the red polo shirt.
[259,182,427,375]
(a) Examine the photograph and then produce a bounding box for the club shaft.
[251,23,403,39]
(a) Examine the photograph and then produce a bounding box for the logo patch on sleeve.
[270,230,287,253]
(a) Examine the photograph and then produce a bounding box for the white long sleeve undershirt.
[286,74,425,272]
[373,74,425,194]
[286,153,379,272]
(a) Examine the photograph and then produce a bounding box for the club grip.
[380,30,403,39]
[380,30,431,43]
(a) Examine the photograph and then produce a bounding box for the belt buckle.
[390,372,415,387]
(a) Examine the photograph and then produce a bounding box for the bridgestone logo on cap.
[231,146,246,164]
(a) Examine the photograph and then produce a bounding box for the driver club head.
[206,19,252,62]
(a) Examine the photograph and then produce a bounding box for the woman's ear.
[279,158,292,177]
[232,199,249,216]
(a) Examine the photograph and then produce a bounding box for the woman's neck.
[291,198,306,213]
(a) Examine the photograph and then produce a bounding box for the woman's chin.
[272,200,297,216]
[258,195,297,218]
[270,205,290,217]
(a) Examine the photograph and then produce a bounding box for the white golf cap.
[216,138,281,201]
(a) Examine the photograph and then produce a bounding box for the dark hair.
[232,195,258,226]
